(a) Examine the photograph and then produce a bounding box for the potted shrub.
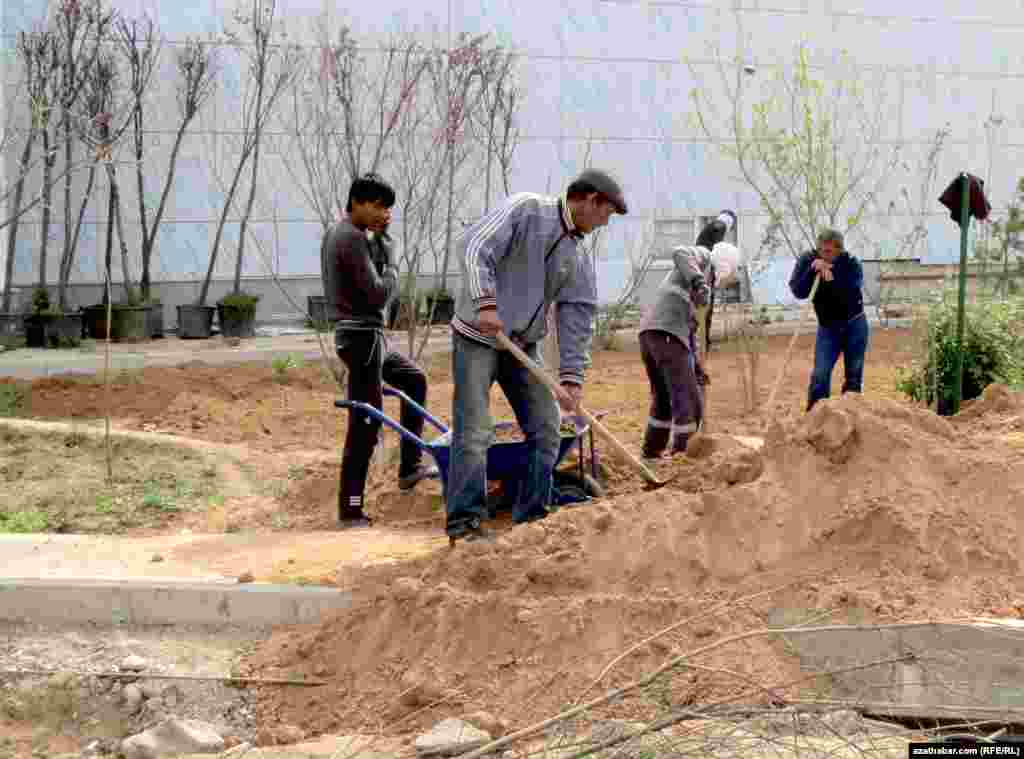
[217,291,260,338]
[110,295,150,343]
[422,287,455,324]
[25,288,82,348]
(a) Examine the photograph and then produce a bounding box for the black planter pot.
[176,304,215,339]
[25,313,83,348]
[307,295,328,325]
[388,298,417,329]
[145,303,164,339]
[217,304,256,338]
[426,296,455,324]
[25,315,49,348]
[84,304,112,340]
[111,306,149,343]
[0,313,25,339]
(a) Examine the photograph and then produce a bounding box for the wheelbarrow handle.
[334,399,433,451]
[494,332,663,485]
[382,385,450,434]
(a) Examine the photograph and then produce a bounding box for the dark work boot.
[338,494,372,529]
[671,432,691,455]
[642,421,671,460]
[398,463,440,491]
[446,517,496,546]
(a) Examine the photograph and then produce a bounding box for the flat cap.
[572,169,628,215]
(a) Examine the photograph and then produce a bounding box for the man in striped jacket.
[446,170,629,543]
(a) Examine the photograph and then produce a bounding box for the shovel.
[495,332,673,490]
[765,273,821,410]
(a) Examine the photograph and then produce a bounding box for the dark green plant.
[896,295,1024,411]
[217,291,260,318]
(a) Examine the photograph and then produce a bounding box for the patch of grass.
[0,384,23,417]
[0,510,50,533]
[208,494,225,508]
[271,353,304,383]
[140,481,180,512]
[95,496,115,514]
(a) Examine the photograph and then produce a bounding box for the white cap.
[716,211,735,231]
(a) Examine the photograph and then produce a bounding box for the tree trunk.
[2,129,37,312]
[197,146,251,305]
[134,114,150,300]
[60,161,98,305]
[234,133,262,294]
[38,127,54,290]
[103,162,116,304]
[111,167,136,302]
[59,117,73,308]
[142,124,188,300]
[439,141,455,294]
[483,107,496,214]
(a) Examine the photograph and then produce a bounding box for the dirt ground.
[0,327,916,533]
[3,326,1024,747]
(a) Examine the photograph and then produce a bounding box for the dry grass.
[0,425,232,534]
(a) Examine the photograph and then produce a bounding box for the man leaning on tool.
[788,228,869,412]
[322,173,438,529]
[445,170,629,543]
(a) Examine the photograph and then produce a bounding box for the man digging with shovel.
[445,170,629,544]
[637,213,733,458]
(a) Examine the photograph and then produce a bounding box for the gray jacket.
[638,245,712,346]
[451,192,597,385]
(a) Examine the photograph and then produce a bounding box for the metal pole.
[952,172,970,415]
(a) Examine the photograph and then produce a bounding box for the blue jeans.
[808,313,869,411]
[447,332,561,534]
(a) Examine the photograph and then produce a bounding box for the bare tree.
[871,125,950,322]
[113,14,166,302]
[53,0,116,307]
[2,29,59,311]
[78,52,139,303]
[133,38,216,301]
[286,23,430,231]
[689,25,902,275]
[471,44,520,213]
[197,0,299,305]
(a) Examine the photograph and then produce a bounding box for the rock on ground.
[120,655,148,672]
[120,718,225,759]
[415,718,492,757]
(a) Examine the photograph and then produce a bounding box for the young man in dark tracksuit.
[321,174,438,528]
[788,228,869,412]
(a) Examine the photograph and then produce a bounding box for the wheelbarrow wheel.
[553,470,606,499]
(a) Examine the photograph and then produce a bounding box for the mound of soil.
[242,391,1024,738]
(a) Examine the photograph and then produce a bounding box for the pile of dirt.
[242,390,1024,738]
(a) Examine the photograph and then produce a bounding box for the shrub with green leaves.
[896,295,1024,412]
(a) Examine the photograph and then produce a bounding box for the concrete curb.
[0,578,353,628]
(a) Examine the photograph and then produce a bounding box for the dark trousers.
[336,329,427,518]
[807,313,869,411]
[640,330,703,455]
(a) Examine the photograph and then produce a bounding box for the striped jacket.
[451,192,598,386]
[638,245,712,347]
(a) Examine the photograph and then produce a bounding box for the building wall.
[4,0,1024,309]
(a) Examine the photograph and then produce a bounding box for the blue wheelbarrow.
[334,386,605,515]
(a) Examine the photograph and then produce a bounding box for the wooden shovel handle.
[766,273,820,409]
[494,332,663,485]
